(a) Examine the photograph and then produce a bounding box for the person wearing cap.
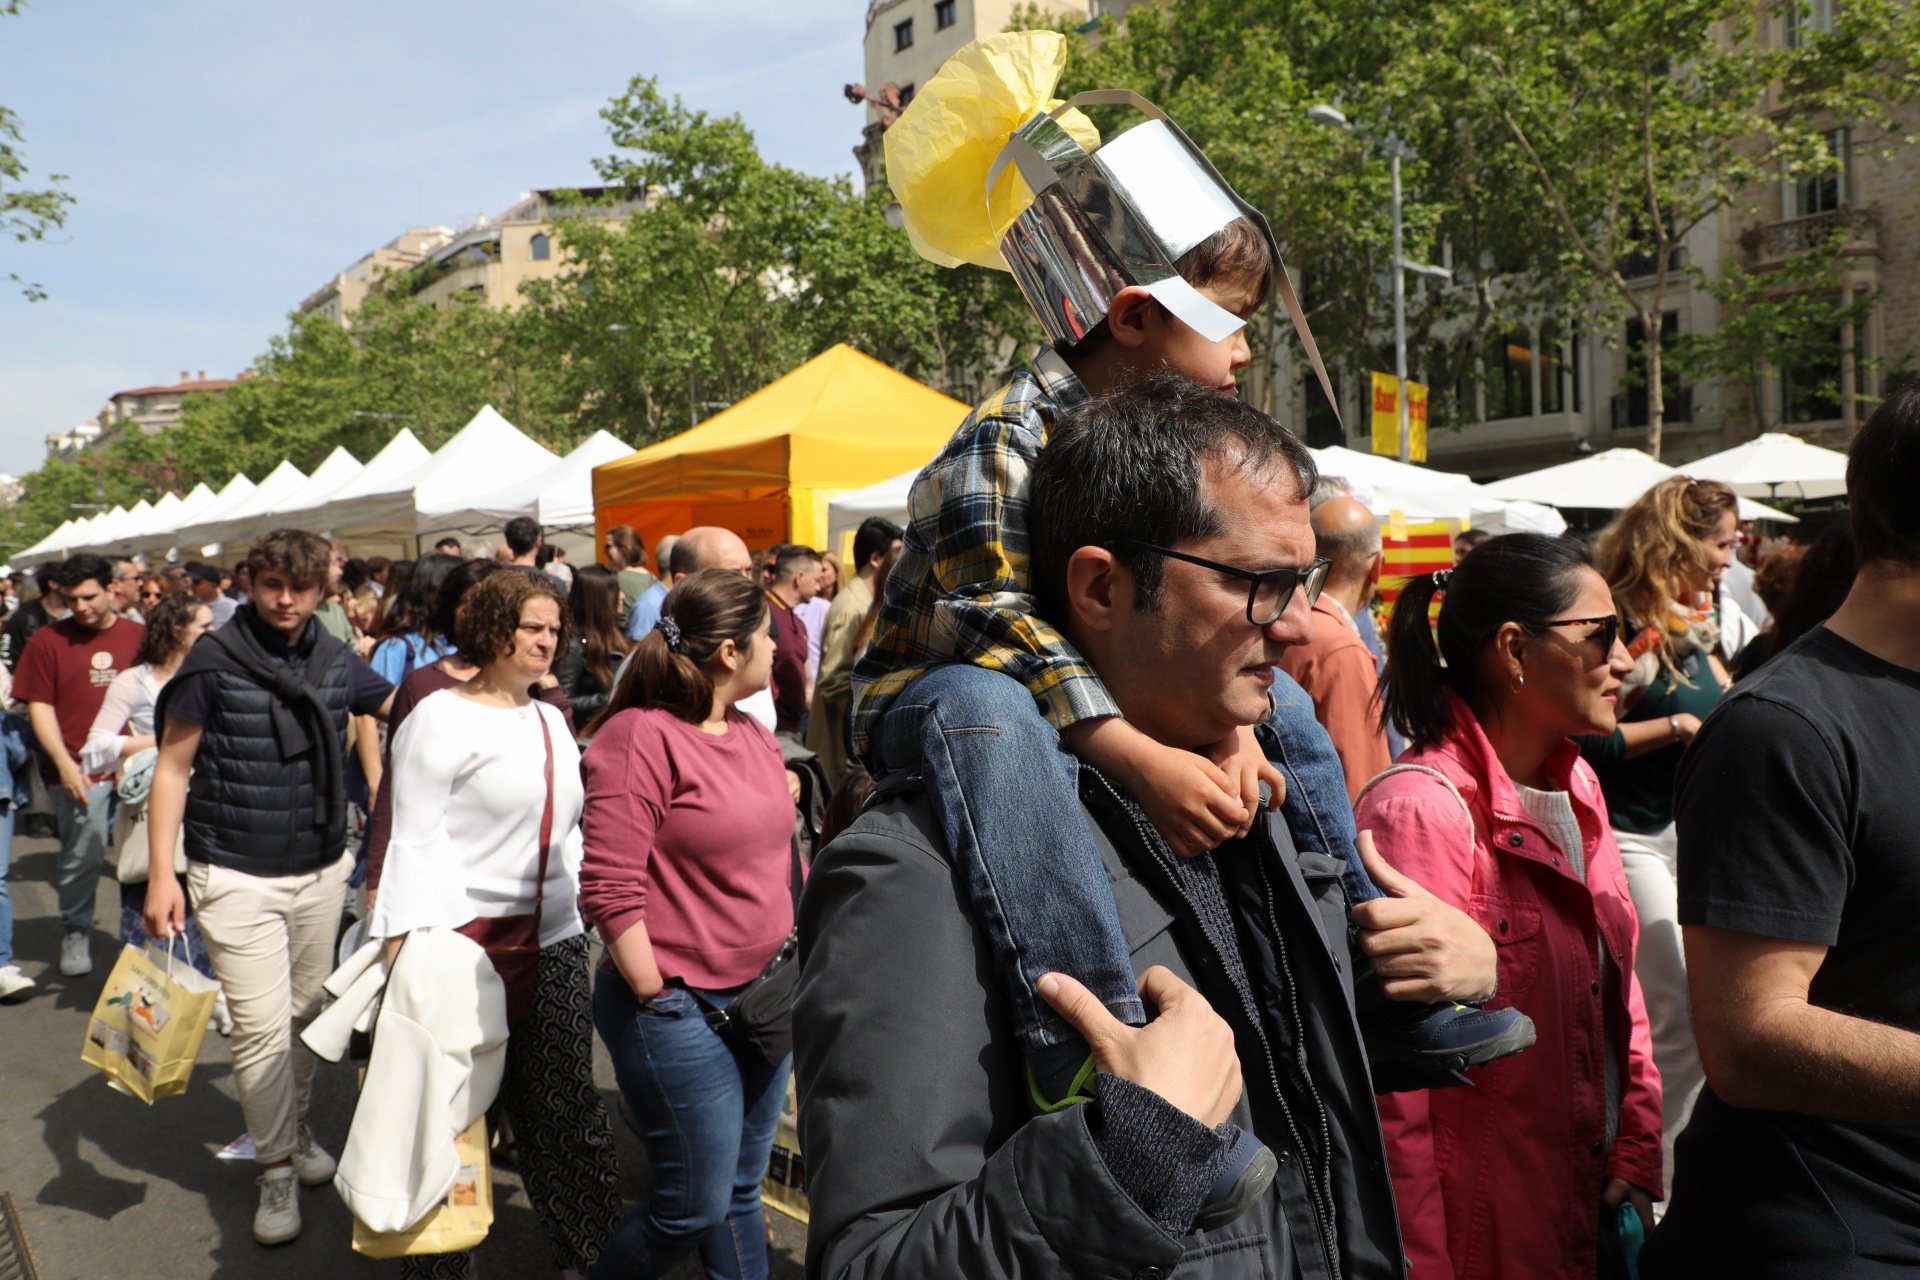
[185,561,239,630]
[838,27,1528,1246]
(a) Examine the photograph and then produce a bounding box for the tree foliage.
[2,1,74,301]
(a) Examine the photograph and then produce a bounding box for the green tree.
[1413,0,1920,456]
[2,1,74,301]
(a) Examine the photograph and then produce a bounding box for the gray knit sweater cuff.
[1088,1072,1234,1236]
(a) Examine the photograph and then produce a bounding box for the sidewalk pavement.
[0,832,805,1279]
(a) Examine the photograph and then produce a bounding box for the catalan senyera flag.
[1369,371,1429,462]
[1378,519,1457,613]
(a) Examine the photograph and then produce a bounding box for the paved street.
[0,831,806,1279]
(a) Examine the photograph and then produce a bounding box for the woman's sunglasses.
[1539,615,1620,653]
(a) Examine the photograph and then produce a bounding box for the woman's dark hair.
[454,567,569,666]
[569,564,629,692]
[1762,525,1854,663]
[433,558,504,642]
[133,590,209,667]
[1383,533,1597,750]
[588,569,767,732]
[341,558,370,594]
[375,553,460,643]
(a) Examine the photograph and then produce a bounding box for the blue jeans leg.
[52,780,113,935]
[0,805,14,967]
[591,971,788,1280]
[872,665,1145,1057]
[1264,668,1382,907]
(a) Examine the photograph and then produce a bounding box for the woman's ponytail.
[586,569,767,735]
[1381,570,1454,749]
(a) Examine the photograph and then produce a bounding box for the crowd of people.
[3,29,1916,1280]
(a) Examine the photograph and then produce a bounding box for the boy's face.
[1128,280,1258,393]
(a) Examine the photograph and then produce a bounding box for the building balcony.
[1743,207,1881,270]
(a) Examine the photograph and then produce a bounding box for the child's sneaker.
[1195,1128,1278,1231]
[1361,993,1537,1092]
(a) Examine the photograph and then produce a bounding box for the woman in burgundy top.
[580,569,796,1280]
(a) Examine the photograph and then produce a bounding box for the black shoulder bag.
[685,836,803,1065]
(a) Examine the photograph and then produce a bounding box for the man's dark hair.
[366,555,391,577]
[1848,381,1920,566]
[34,563,58,592]
[433,536,463,555]
[54,553,114,593]
[504,516,542,557]
[853,517,904,569]
[1453,528,1493,555]
[1030,372,1317,617]
[771,543,820,581]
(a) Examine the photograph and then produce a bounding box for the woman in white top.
[371,567,619,1280]
[83,591,223,1000]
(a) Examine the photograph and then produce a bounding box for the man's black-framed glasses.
[1540,614,1620,653]
[1109,539,1333,625]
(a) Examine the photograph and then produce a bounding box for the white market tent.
[1484,447,1796,521]
[304,429,435,532]
[420,429,631,534]
[131,482,220,561]
[168,474,258,552]
[264,446,365,523]
[1678,432,1849,501]
[824,469,916,559]
[177,464,308,553]
[15,518,78,567]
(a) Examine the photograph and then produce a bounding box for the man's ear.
[1103,285,1160,352]
[1064,546,1128,635]
[1366,550,1384,590]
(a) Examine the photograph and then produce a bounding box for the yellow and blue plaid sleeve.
[850,376,1120,764]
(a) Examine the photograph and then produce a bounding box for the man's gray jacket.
[795,759,1406,1279]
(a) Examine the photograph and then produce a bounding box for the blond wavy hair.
[1593,475,1738,677]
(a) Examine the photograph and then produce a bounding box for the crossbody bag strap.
[533,704,555,938]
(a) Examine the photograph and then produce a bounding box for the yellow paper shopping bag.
[351,1112,493,1259]
[81,938,218,1104]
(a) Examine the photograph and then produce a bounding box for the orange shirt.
[1276,595,1391,803]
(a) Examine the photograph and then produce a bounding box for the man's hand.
[1038,966,1242,1128]
[1602,1177,1655,1237]
[144,873,186,941]
[1200,724,1287,834]
[1351,831,1498,1003]
[55,760,88,803]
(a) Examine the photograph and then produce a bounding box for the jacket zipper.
[1083,767,1343,1279]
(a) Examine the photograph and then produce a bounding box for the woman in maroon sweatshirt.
[579,568,796,1280]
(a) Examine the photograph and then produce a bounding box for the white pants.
[188,853,351,1165]
[1615,823,1703,1199]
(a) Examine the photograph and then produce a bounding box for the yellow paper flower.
[884,30,1102,271]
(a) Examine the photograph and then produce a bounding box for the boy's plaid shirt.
[849,351,1122,764]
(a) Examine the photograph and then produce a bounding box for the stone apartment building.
[45,372,243,459]
[299,188,645,320]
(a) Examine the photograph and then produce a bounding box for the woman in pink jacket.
[1356,533,1664,1279]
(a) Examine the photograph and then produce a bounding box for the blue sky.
[0,0,865,477]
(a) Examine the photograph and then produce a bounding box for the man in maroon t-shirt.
[764,544,821,735]
[15,553,145,977]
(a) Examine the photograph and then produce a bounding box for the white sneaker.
[290,1124,336,1186]
[209,991,234,1036]
[0,964,34,1002]
[253,1167,301,1245]
[58,931,91,977]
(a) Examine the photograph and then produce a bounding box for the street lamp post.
[1308,104,1450,465]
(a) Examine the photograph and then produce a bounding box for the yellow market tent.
[592,344,968,554]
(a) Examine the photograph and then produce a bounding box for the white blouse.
[82,663,165,776]
[370,691,585,949]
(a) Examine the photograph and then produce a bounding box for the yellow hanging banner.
[1370,371,1429,462]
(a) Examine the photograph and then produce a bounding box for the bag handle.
[1354,763,1474,828]
[532,704,555,940]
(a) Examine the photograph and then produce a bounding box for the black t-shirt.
[1648,625,1920,1270]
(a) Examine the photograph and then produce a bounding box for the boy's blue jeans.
[872,664,1380,1058]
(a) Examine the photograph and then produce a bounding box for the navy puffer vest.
[185,651,357,875]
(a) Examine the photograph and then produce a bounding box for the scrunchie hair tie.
[658,615,683,652]
[1430,568,1454,588]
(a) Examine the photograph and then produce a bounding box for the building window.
[1539,322,1567,415]
[1615,312,1689,428]
[1786,0,1835,46]
[1486,327,1536,421]
[935,0,957,29]
[529,233,551,261]
[899,83,916,107]
[1303,371,1343,449]
[1786,128,1850,218]
[895,18,914,51]
[1777,300,1860,424]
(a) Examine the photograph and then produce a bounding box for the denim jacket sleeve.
[795,813,1189,1280]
